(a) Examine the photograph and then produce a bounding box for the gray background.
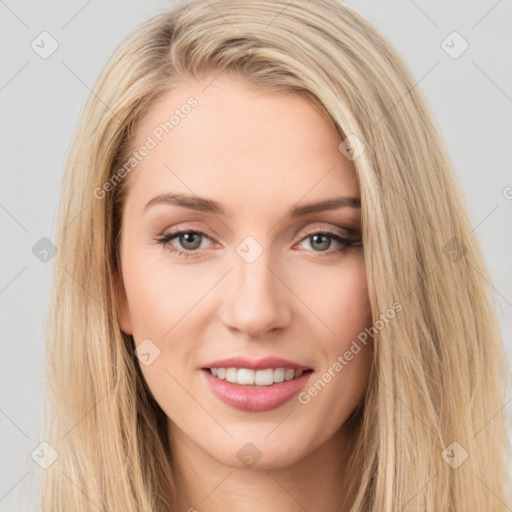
[1,1,511,510]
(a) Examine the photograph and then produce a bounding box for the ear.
[115,268,133,335]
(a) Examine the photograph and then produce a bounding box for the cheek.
[292,261,372,428]
[293,254,372,344]
[293,255,373,394]
[121,252,207,339]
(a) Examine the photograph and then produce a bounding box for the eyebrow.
[143,193,361,216]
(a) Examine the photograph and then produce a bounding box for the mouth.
[203,367,313,387]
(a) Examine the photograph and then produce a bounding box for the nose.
[220,249,293,339]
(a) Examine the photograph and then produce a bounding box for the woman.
[41,0,510,510]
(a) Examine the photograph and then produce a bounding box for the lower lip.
[201,369,313,412]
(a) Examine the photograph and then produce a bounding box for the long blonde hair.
[41,0,510,510]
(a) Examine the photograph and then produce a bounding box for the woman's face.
[116,75,373,470]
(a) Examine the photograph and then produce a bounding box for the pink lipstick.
[201,356,313,412]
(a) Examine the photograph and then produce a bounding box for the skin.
[116,74,374,512]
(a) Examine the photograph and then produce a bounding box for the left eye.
[155,230,211,257]
[155,229,358,258]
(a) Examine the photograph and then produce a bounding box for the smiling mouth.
[203,367,313,387]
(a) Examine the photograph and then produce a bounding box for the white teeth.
[209,367,307,386]
[284,369,295,381]
[237,368,255,385]
[255,368,274,386]
[273,368,285,383]
[226,367,238,383]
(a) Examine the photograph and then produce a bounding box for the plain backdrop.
[1,1,511,510]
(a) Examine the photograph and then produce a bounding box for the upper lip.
[201,356,312,371]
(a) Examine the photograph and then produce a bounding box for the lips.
[200,355,314,412]
[202,368,312,412]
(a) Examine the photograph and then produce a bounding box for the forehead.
[124,75,359,213]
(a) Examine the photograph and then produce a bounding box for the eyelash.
[154,226,360,259]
